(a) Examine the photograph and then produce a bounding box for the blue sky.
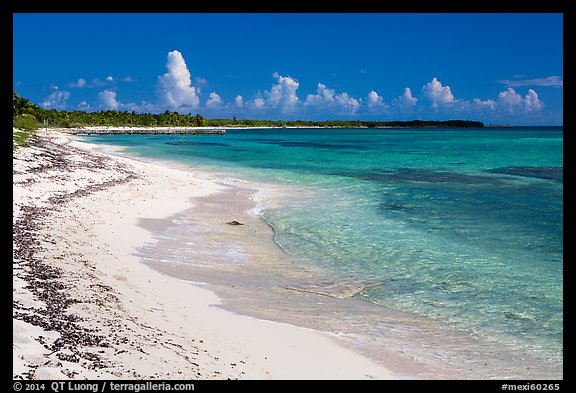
[13,13,563,125]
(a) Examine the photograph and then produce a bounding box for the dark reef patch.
[487,167,563,182]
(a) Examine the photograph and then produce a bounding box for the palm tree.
[13,92,39,117]
[193,114,206,127]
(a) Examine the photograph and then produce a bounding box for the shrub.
[13,114,40,131]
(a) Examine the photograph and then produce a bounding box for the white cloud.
[66,77,110,88]
[95,90,159,113]
[524,89,544,112]
[40,86,70,110]
[194,77,208,94]
[471,98,496,110]
[392,87,418,109]
[422,77,455,108]
[206,92,223,108]
[67,78,87,88]
[335,92,361,113]
[304,83,360,114]
[496,87,544,113]
[264,72,300,113]
[366,90,389,111]
[124,101,159,113]
[98,89,120,110]
[157,50,200,110]
[367,91,382,106]
[304,83,334,106]
[497,87,523,112]
[77,101,91,110]
[121,76,135,83]
[242,73,300,113]
[498,76,563,88]
[253,97,265,109]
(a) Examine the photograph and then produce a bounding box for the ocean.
[78,127,563,379]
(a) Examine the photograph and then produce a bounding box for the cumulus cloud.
[264,72,300,113]
[366,90,388,111]
[367,91,383,106]
[242,73,300,113]
[40,86,70,110]
[524,89,544,112]
[98,89,120,110]
[498,76,563,88]
[392,87,418,108]
[55,46,552,122]
[497,87,544,113]
[422,77,455,108]
[471,98,496,110]
[157,50,200,110]
[253,97,265,110]
[304,83,334,107]
[497,88,523,112]
[96,89,160,113]
[206,92,223,108]
[304,83,360,114]
[335,92,360,113]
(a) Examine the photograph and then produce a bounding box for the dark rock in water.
[226,220,244,226]
[487,167,563,182]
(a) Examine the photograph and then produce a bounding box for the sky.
[13,13,563,125]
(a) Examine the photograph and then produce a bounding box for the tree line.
[210,118,484,128]
[13,92,484,131]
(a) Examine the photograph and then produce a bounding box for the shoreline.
[13,132,401,380]
[14,130,562,380]
[136,176,563,381]
[71,132,563,380]
[43,123,494,134]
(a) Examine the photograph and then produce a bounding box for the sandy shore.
[13,131,399,380]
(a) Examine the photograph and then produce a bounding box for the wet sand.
[13,131,398,380]
[137,179,563,380]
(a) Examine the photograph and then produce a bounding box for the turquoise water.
[80,127,563,369]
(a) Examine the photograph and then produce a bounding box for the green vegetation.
[13,93,42,131]
[13,128,36,150]
[13,113,41,131]
[34,109,211,128]
[204,118,484,128]
[13,93,42,149]
[13,92,484,134]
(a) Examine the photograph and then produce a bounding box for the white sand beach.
[13,131,400,380]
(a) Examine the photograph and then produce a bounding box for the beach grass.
[12,128,35,150]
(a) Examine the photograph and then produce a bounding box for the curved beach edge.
[13,131,402,380]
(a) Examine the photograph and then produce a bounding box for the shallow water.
[80,127,563,378]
